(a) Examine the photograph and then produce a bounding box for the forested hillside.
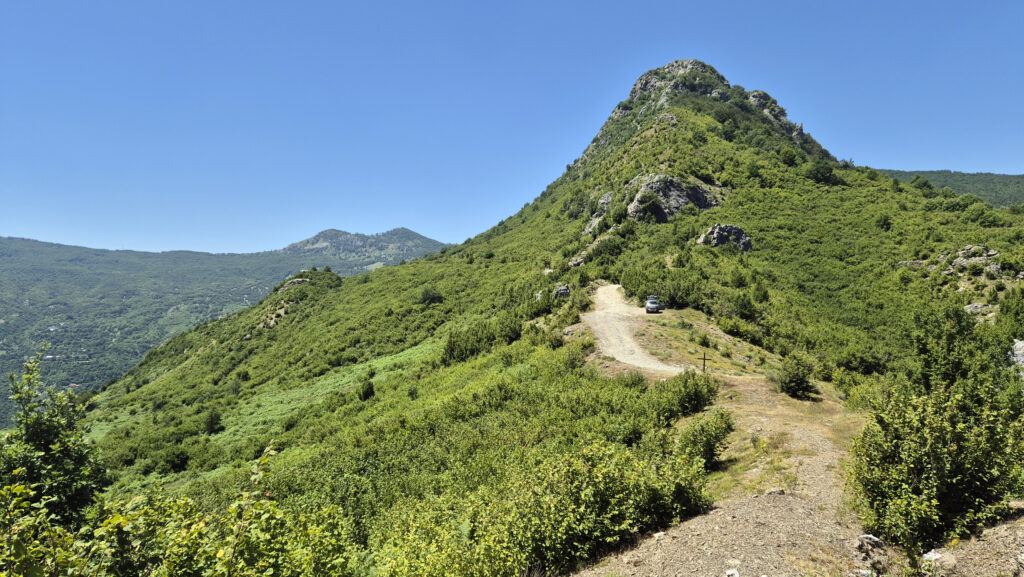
[3,60,1022,575]
[879,168,1024,207]
[0,228,445,422]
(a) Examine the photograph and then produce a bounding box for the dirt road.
[581,285,691,374]
[577,283,1024,576]
[578,284,867,576]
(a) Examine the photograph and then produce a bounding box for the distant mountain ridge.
[279,227,437,257]
[0,228,446,422]
[878,169,1024,207]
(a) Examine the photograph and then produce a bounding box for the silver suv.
[645,296,662,314]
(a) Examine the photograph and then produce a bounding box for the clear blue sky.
[2,1,1022,252]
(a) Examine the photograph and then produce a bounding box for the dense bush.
[850,377,1024,558]
[0,353,107,526]
[775,351,817,399]
[850,303,1024,558]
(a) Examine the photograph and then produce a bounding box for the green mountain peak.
[13,60,1023,575]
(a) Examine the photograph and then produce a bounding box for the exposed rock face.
[944,245,1000,274]
[698,224,752,253]
[628,59,729,102]
[1011,340,1024,374]
[964,303,994,315]
[747,90,788,124]
[625,174,721,223]
[582,191,613,236]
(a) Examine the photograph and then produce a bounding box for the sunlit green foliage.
[0,229,447,423]
[0,352,107,526]
[5,60,1024,572]
[850,303,1024,559]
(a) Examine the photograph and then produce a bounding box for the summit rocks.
[628,59,730,103]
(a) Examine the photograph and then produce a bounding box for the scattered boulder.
[921,549,957,576]
[625,174,721,223]
[935,245,1008,277]
[276,278,310,292]
[964,303,994,315]
[553,285,571,299]
[765,488,785,496]
[898,260,926,267]
[698,224,752,253]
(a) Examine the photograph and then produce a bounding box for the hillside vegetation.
[3,60,1023,575]
[0,228,446,422]
[880,168,1024,207]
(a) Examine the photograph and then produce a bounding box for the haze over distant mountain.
[0,227,446,422]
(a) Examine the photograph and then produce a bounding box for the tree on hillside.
[0,352,107,525]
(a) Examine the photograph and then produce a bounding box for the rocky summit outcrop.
[276,278,310,292]
[698,224,752,253]
[625,174,722,223]
[628,59,730,104]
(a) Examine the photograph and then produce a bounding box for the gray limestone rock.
[964,303,993,315]
[625,174,722,223]
[1011,340,1024,373]
[698,224,752,253]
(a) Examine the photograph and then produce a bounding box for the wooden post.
[700,351,709,373]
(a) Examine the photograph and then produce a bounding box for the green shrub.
[775,351,817,398]
[850,377,1024,558]
[358,380,375,402]
[644,372,718,425]
[677,408,734,466]
[0,353,107,526]
[416,286,443,305]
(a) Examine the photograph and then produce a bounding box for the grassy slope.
[84,60,1024,572]
[0,229,446,422]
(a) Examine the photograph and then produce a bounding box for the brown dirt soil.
[581,285,692,374]
[575,284,1024,577]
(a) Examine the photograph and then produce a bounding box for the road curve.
[582,284,690,374]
